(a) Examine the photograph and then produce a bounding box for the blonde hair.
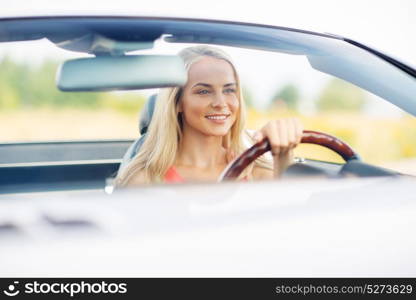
[115,45,271,186]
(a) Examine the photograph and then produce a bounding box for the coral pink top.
[164,166,247,183]
[164,166,186,183]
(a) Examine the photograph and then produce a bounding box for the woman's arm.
[252,149,294,180]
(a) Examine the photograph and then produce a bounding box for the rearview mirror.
[57,55,187,91]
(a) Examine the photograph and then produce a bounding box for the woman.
[115,45,303,186]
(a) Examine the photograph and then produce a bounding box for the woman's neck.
[175,127,227,169]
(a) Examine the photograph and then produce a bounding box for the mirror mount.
[53,34,154,56]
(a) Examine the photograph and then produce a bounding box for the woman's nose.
[211,92,227,108]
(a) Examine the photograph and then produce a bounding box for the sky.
[1,0,415,113]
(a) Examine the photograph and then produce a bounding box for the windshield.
[0,17,415,181]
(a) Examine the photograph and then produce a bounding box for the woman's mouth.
[205,114,230,124]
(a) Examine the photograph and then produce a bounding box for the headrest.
[139,94,157,135]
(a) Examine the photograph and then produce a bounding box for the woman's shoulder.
[125,170,148,186]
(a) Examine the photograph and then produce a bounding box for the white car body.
[1,176,415,276]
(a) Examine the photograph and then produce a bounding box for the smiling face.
[178,56,240,137]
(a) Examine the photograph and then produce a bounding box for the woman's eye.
[197,90,210,95]
[224,88,236,94]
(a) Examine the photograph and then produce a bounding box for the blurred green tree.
[0,56,25,109]
[242,86,254,108]
[270,83,300,110]
[0,58,145,113]
[316,78,366,111]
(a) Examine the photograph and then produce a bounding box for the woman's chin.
[197,125,230,137]
[204,128,230,137]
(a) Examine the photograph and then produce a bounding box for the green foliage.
[0,56,24,109]
[242,86,254,108]
[0,81,20,109]
[270,83,300,110]
[316,78,366,111]
[0,57,146,113]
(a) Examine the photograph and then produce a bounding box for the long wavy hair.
[115,45,271,186]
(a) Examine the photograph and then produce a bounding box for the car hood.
[0,176,415,276]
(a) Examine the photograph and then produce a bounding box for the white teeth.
[206,115,227,120]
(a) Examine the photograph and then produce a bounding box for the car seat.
[118,94,157,172]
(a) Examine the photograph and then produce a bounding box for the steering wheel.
[219,130,361,181]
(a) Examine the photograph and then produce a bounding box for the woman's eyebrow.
[192,83,211,88]
[224,83,237,87]
[192,82,237,88]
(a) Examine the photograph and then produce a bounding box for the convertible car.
[0,15,415,276]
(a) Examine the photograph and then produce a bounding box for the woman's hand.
[253,118,303,178]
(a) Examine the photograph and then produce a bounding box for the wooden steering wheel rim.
[219,130,360,181]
